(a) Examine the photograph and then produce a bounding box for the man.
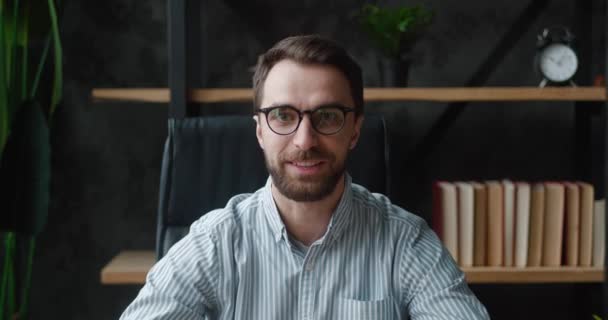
[121,35,489,319]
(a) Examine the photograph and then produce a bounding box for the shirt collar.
[262,177,287,242]
[262,174,354,244]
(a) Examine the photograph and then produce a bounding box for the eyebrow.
[262,102,350,110]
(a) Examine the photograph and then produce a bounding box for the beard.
[265,147,346,202]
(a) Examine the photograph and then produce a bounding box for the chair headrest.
[163,114,389,226]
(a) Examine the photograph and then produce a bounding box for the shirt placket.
[299,245,320,320]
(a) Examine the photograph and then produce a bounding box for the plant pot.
[377,57,411,87]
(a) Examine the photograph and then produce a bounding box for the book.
[563,183,580,267]
[514,182,530,268]
[542,182,565,267]
[502,180,515,267]
[456,182,474,267]
[578,182,594,267]
[433,182,459,263]
[592,199,605,267]
[472,182,487,266]
[527,183,545,267]
[486,181,503,266]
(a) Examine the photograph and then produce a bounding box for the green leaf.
[16,4,28,48]
[397,20,408,32]
[0,2,8,156]
[26,0,53,41]
[2,7,15,84]
[357,3,433,58]
[0,0,29,158]
[20,4,29,101]
[5,233,16,318]
[47,0,62,115]
[0,232,16,320]
[30,35,50,100]
[0,233,14,320]
[9,0,20,96]
[18,236,36,318]
[0,101,51,235]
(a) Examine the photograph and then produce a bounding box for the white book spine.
[456,182,474,267]
[440,183,459,263]
[592,200,606,267]
[514,184,531,267]
[503,180,515,267]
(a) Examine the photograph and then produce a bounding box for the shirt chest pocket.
[331,297,396,320]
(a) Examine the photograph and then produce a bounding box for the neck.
[271,175,346,246]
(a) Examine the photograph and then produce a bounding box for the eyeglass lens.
[266,107,346,135]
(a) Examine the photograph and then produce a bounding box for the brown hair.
[252,34,364,116]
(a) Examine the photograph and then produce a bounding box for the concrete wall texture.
[28,0,605,319]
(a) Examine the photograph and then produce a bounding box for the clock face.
[539,43,578,82]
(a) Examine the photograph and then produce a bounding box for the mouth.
[286,160,326,175]
[291,160,324,167]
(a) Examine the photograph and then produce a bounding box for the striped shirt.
[121,175,489,319]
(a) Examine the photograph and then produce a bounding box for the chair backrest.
[156,114,390,258]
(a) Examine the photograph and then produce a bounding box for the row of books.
[432,180,606,268]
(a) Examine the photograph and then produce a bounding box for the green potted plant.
[357,3,433,87]
[0,0,62,319]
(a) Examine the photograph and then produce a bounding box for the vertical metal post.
[186,0,203,117]
[604,0,608,316]
[168,0,188,119]
[574,0,593,185]
[159,0,190,260]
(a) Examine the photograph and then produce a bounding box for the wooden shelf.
[101,250,155,285]
[100,250,605,285]
[91,87,607,104]
[462,266,605,284]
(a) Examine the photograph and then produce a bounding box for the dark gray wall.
[28,0,605,319]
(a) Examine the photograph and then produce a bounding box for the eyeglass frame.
[254,104,356,136]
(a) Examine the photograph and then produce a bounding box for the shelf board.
[91,87,607,104]
[101,250,154,285]
[100,250,605,285]
[462,266,605,284]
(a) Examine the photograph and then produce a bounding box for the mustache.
[281,148,331,162]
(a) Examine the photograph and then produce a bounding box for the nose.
[292,115,318,150]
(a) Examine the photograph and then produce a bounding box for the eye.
[268,107,297,123]
[311,108,344,134]
[318,110,338,121]
[314,108,341,125]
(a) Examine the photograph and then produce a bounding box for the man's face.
[255,59,363,202]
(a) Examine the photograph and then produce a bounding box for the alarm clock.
[535,27,578,87]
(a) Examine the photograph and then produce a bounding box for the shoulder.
[188,187,265,239]
[349,186,461,303]
[351,183,429,238]
[350,183,447,265]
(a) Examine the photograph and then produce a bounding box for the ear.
[349,115,364,150]
[254,115,265,150]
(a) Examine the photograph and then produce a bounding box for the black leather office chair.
[156,114,390,258]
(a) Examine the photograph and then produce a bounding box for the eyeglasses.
[255,104,356,135]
